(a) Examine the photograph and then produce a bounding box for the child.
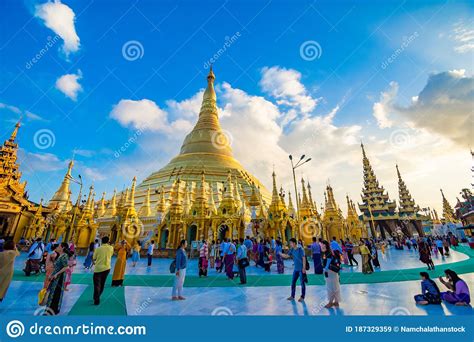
[64,254,76,291]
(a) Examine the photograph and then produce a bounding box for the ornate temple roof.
[133,68,271,208]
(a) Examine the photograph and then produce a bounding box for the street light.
[289,154,312,222]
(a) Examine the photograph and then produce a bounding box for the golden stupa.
[133,67,271,207]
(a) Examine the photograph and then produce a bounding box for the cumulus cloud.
[373,81,397,128]
[35,0,80,57]
[260,66,318,116]
[372,70,474,146]
[110,99,194,136]
[55,70,83,101]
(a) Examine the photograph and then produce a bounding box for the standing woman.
[83,242,95,269]
[214,239,222,271]
[0,240,20,302]
[359,240,373,274]
[225,239,236,279]
[172,239,187,300]
[131,241,141,267]
[43,244,58,289]
[322,242,341,308]
[418,240,435,270]
[209,240,216,269]
[371,243,380,268]
[45,243,72,315]
[275,239,285,274]
[443,238,450,256]
[198,239,208,277]
[112,240,130,287]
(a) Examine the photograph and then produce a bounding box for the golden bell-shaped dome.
[133,67,270,208]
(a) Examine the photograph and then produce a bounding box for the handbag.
[239,258,249,268]
[328,258,341,273]
[169,260,176,274]
[38,288,49,306]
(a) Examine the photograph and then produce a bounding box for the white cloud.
[82,166,106,181]
[18,149,65,173]
[372,81,397,128]
[35,0,80,57]
[110,99,194,135]
[55,70,83,101]
[0,102,21,114]
[0,103,46,121]
[372,70,474,146]
[452,21,474,53]
[25,111,46,121]
[260,66,318,116]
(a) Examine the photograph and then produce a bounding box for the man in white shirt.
[147,240,155,267]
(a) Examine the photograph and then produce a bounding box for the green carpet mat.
[67,286,126,316]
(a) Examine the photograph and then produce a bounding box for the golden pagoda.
[48,160,74,211]
[132,67,271,208]
[358,143,398,239]
[396,164,424,236]
[345,195,366,241]
[440,189,458,223]
[321,184,345,241]
[75,185,98,247]
[0,121,50,241]
[267,171,293,242]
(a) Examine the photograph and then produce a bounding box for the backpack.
[169,259,176,274]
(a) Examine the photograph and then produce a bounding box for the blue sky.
[0,0,473,213]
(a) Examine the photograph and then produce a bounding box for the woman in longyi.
[111,240,131,287]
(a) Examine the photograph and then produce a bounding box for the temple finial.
[9,120,21,142]
[207,65,215,82]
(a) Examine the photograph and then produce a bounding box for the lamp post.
[289,154,312,223]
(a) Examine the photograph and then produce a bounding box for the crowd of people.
[0,231,471,315]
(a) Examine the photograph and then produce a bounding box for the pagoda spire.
[105,189,117,217]
[98,192,106,217]
[396,164,420,219]
[49,160,74,211]
[322,184,344,240]
[156,185,168,213]
[179,67,232,157]
[287,190,296,218]
[129,176,137,208]
[358,143,397,237]
[440,189,457,223]
[139,187,152,217]
[307,181,316,211]
[208,183,217,215]
[269,171,285,213]
[9,120,21,142]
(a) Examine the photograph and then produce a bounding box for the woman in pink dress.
[64,254,76,291]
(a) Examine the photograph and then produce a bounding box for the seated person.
[439,269,471,306]
[414,272,441,305]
